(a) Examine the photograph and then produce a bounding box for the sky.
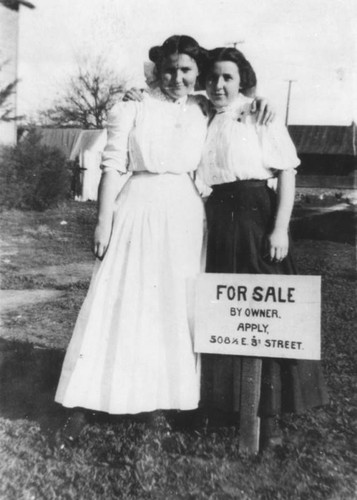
[17,0,357,125]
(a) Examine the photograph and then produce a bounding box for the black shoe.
[61,410,87,446]
[168,409,204,431]
[260,416,283,449]
[206,409,239,429]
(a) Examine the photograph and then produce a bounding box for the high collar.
[149,87,189,105]
[214,93,253,115]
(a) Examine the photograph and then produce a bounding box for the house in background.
[289,123,357,189]
[0,0,34,145]
[38,123,356,202]
[38,128,106,201]
[37,127,130,201]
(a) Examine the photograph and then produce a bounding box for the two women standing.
[55,35,327,446]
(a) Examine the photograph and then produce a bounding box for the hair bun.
[149,46,163,64]
[148,35,206,73]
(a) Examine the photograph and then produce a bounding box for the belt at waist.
[131,170,190,176]
[211,179,267,193]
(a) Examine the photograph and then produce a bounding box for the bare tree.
[0,60,22,122]
[41,58,127,129]
[0,79,18,121]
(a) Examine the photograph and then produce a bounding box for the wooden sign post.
[194,273,321,454]
[239,357,262,453]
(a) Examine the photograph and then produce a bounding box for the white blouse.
[101,89,208,175]
[197,94,300,187]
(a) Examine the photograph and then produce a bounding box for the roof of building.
[288,123,356,156]
[70,130,107,159]
[38,128,107,160]
[37,123,357,160]
[0,0,35,10]
[38,128,83,159]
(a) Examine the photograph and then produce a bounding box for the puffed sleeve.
[257,118,301,171]
[101,101,137,173]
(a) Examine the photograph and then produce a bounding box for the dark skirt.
[201,180,328,416]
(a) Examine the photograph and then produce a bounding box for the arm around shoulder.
[192,94,213,118]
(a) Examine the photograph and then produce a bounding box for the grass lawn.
[0,201,356,499]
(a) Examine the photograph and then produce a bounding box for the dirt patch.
[0,261,91,348]
[0,288,86,349]
[21,262,94,287]
[0,261,93,313]
[0,290,64,313]
[0,202,96,270]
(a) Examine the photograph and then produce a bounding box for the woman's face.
[205,61,240,109]
[159,53,199,100]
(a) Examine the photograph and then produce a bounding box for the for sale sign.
[194,274,321,360]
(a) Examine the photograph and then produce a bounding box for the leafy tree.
[41,58,127,129]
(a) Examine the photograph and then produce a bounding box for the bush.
[0,129,71,210]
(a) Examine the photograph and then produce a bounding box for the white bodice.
[101,89,208,175]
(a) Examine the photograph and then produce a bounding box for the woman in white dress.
[56,36,209,434]
[56,36,272,440]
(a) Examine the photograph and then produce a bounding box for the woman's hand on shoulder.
[93,222,112,260]
[251,97,276,125]
[122,88,146,102]
[266,227,289,263]
[194,94,212,117]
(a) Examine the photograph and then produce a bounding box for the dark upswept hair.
[149,35,207,75]
[202,47,257,96]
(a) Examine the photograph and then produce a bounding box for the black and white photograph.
[0,0,356,498]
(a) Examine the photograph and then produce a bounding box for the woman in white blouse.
[197,47,328,448]
[55,35,273,441]
[55,36,210,438]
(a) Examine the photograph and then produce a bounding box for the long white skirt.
[55,172,206,414]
